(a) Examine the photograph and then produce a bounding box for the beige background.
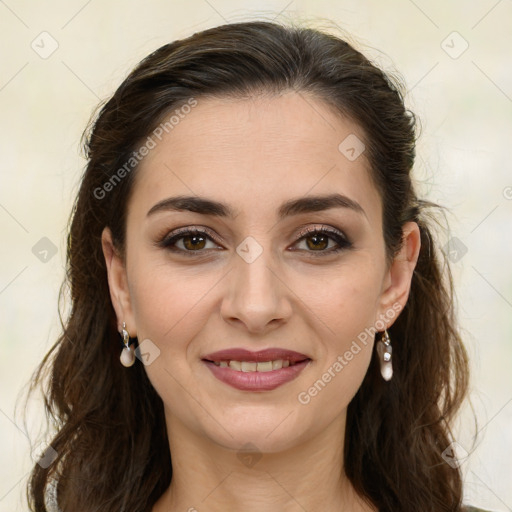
[1,1,511,510]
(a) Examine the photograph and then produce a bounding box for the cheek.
[292,258,382,391]
[295,258,384,345]
[128,258,217,340]
[128,263,214,406]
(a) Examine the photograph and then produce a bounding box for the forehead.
[128,92,381,224]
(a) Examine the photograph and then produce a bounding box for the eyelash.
[156,225,352,257]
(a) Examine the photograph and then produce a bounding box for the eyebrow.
[146,193,367,221]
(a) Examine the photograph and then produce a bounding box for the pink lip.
[202,348,312,392]
[202,348,310,364]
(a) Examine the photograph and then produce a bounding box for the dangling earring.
[120,322,135,367]
[376,329,393,381]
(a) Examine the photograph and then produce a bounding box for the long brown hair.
[21,20,470,511]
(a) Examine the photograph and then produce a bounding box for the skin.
[102,91,421,512]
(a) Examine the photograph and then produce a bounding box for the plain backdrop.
[1,1,511,511]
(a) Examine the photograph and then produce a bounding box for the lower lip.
[203,360,311,391]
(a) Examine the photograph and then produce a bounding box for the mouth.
[204,358,308,371]
[201,348,312,391]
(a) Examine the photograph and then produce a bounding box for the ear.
[101,227,137,337]
[376,221,421,327]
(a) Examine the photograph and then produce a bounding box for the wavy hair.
[21,20,470,511]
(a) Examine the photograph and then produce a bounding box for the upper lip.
[202,348,310,363]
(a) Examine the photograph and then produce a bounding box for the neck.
[152,410,376,512]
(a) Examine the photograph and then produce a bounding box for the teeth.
[228,360,241,371]
[256,361,273,372]
[212,359,298,371]
[241,361,257,372]
[272,360,282,370]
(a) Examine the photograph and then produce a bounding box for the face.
[102,91,419,453]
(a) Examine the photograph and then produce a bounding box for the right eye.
[157,227,223,255]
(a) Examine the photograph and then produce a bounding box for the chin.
[204,411,309,454]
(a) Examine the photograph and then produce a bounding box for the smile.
[202,347,312,391]
[211,359,302,371]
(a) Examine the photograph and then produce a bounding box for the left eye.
[158,227,351,256]
[293,228,351,254]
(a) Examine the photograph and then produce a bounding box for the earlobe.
[101,227,136,335]
[377,221,421,326]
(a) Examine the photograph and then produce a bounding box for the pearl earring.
[376,329,393,381]
[120,322,135,367]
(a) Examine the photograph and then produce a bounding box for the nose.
[220,243,292,334]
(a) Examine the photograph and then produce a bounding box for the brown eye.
[181,233,207,251]
[293,227,352,255]
[157,226,352,257]
[304,232,330,251]
[158,228,221,255]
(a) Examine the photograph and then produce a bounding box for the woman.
[24,20,493,512]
